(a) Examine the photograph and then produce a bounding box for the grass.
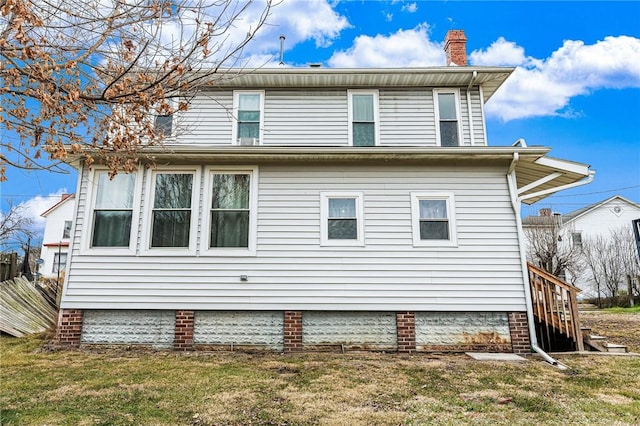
[602,306,640,314]
[2,335,640,425]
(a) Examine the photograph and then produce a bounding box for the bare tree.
[0,200,36,251]
[1,0,274,180]
[583,227,640,307]
[524,215,584,284]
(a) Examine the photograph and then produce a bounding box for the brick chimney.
[539,208,552,217]
[444,30,467,66]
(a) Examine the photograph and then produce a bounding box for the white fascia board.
[534,156,591,176]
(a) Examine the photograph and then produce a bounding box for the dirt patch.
[579,310,640,352]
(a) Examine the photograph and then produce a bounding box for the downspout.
[506,153,558,365]
[466,71,478,146]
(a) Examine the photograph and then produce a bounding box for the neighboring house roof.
[562,195,640,225]
[40,194,75,217]
[522,215,562,227]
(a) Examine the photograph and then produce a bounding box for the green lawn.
[2,334,639,425]
[602,306,640,314]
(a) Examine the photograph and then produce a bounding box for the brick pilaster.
[174,310,194,351]
[508,312,531,354]
[284,311,303,353]
[56,309,83,346]
[396,311,416,353]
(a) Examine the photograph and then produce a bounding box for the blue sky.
[2,0,639,233]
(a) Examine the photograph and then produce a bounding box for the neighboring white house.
[40,194,75,279]
[56,31,595,354]
[523,196,640,297]
[562,195,640,242]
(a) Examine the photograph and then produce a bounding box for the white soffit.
[515,155,592,205]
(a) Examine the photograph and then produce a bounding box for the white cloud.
[19,189,71,232]
[328,24,445,68]
[249,0,350,50]
[472,36,640,121]
[469,37,532,67]
[385,13,393,22]
[402,3,418,13]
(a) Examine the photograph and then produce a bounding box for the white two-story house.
[40,194,75,280]
[56,31,594,354]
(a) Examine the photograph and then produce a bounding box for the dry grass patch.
[2,335,640,425]
[580,309,640,352]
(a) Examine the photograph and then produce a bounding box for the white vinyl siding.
[173,91,234,145]
[262,90,348,146]
[63,163,526,312]
[171,88,486,147]
[379,89,436,146]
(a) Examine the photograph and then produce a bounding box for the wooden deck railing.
[528,262,584,351]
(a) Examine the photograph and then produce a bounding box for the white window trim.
[433,88,463,147]
[411,191,458,247]
[347,89,379,147]
[232,90,265,146]
[141,166,201,256]
[320,192,365,247]
[201,166,259,256]
[81,166,143,255]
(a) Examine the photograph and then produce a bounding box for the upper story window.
[154,114,173,137]
[434,89,462,147]
[348,90,378,147]
[320,192,365,246]
[234,91,264,145]
[571,232,583,250]
[63,220,72,239]
[411,192,457,247]
[149,172,196,249]
[90,172,137,248]
[202,167,258,255]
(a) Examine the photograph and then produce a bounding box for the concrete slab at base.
[466,352,527,361]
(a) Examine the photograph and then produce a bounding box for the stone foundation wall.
[56,309,529,354]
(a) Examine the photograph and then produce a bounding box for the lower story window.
[52,252,67,273]
[150,172,194,248]
[411,192,457,246]
[321,192,364,246]
[210,173,251,248]
[91,172,136,248]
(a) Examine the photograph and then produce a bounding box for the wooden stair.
[581,327,629,353]
[528,263,584,352]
